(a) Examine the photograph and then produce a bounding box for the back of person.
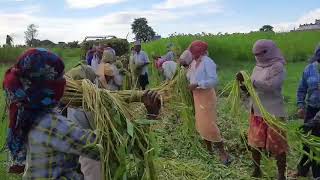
[162,61,177,80]
[24,112,98,179]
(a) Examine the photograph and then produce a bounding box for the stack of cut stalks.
[61,68,191,179]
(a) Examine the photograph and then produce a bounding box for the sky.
[0,0,319,45]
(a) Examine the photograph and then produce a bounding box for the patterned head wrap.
[3,48,65,161]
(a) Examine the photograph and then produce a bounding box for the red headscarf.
[189,40,208,60]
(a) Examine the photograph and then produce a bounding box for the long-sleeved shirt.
[23,112,99,180]
[297,62,320,109]
[133,51,149,75]
[251,62,286,117]
[187,56,218,89]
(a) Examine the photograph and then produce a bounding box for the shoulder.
[269,62,284,73]
[202,56,216,66]
[305,63,316,71]
[141,51,148,56]
[36,112,73,130]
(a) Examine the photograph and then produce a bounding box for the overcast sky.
[0,0,319,45]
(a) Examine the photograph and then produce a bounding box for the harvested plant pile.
[62,68,193,179]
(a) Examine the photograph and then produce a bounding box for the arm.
[253,64,284,92]
[197,60,218,89]
[297,69,308,109]
[43,116,100,160]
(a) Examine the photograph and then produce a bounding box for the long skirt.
[248,114,288,155]
[193,88,222,142]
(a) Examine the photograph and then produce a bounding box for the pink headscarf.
[189,40,208,60]
[253,40,286,67]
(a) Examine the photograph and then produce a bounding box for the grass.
[0,30,318,179]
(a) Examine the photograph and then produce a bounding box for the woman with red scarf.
[187,41,231,165]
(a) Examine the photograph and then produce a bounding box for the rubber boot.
[251,149,262,178]
[276,153,287,180]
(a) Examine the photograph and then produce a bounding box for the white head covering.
[179,50,193,66]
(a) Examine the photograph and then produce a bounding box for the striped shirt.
[23,112,99,180]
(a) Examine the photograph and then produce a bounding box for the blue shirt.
[297,62,320,109]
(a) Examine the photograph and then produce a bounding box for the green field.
[0,31,318,179]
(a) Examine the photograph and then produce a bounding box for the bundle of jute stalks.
[61,68,191,180]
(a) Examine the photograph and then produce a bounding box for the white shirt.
[187,56,218,89]
[133,51,149,75]
[91,54,100,72]
[162,61,177,80]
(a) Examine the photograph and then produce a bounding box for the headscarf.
[102,48,116,63]
[179,50,193,66]
[97,63,114,89]
[189,40,208,60]
[309,45,320,63]
[66,65,97,83]
[253,39,286,67]
[3,48,65,161]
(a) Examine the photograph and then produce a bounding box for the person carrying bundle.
[236,40,287,180]
[187,40,231,165]
[100,47,123,90]
[133,41,150,90]
[2,48,161,179]
[294,45,320,179]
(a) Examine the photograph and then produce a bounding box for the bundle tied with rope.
[227,71,320,162]
[61,67,192,179]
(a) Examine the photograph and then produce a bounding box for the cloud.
[154,0,214,10]
[274,8,320,32]
[65,0,126,9]
[0,0,226,45]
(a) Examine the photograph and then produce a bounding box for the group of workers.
[2,38,320,180]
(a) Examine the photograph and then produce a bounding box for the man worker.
[133,41,150,90]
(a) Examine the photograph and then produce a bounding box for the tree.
[6,35,13,47]
[259,25,274,32]
[67,41,80,48]
[25,24,38,46]
[131,18,156,42]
